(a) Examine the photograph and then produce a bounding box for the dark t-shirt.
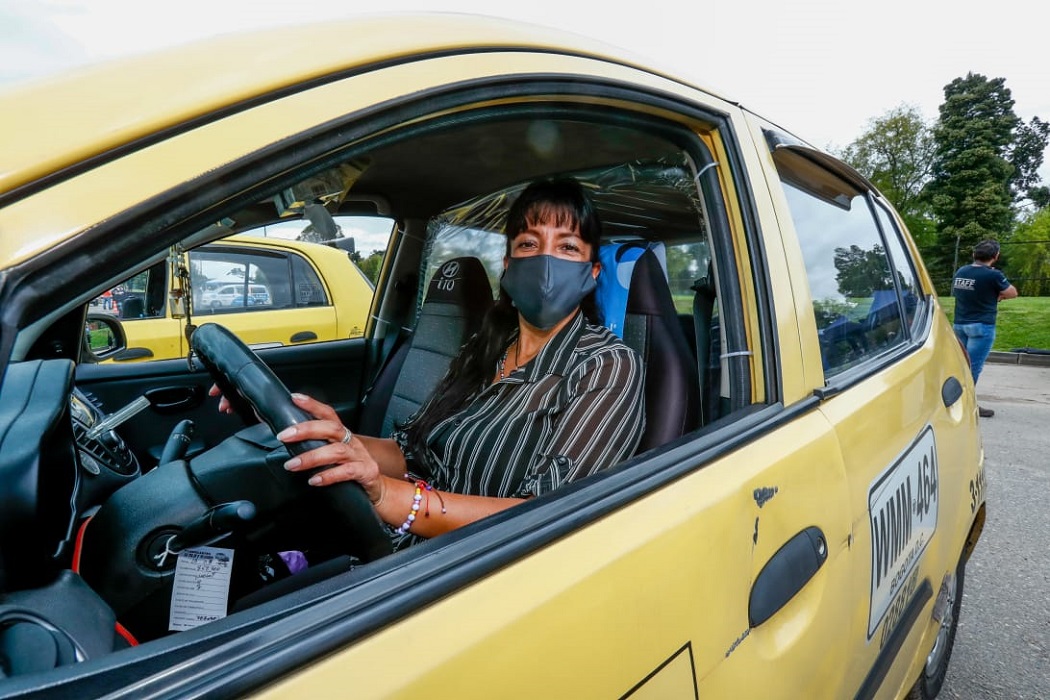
[952,264,1011,325]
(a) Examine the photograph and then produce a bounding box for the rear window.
[772,146,927,378]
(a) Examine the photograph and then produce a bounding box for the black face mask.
[500,255,596,330]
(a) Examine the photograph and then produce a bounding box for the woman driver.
[216,178,645,545]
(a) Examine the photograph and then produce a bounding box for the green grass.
[671,292,693,315]
[938,295,1050,351]
[86,327,116,350]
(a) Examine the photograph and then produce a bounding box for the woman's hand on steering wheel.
[193,323,392,561]
[207,383,385,504]
[208,383,235,415]
[274,393,387,507]
[208,382,263,423]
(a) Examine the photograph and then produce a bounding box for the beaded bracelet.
[394,475,447,535]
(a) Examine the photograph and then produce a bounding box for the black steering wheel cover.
[190,323,392,561]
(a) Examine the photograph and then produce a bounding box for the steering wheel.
[190,322,392,562]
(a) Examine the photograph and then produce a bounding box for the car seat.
[357,257,494,437]
[620,247,700,452]
[120,297,145,319]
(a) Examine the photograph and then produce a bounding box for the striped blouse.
[394,312,646,501]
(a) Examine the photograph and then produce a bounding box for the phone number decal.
[867,425,938,639]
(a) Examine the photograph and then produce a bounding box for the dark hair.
[400,178,603,466]
[973,239,1000,262]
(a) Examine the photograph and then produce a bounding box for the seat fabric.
[358,257,493,437]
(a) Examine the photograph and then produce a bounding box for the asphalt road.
[939,361,1050,699]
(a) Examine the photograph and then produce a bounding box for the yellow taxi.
[90,234,377,363]
[0,13,985,699]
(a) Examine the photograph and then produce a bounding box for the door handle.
[941,376,963,407]
[749,526,827,627]
[290,331,318,343]
[112,347,155,362]
[144,385,205,415]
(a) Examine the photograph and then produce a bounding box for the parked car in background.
[200,282,272,309]
[0,13,985,699]
[91,234,376,362]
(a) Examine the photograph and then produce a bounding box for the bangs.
[521,202,580,232]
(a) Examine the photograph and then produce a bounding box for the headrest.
[424,257,494,315]
[596,242,668,336]
[625,249,676,316]
[121,297,145,319]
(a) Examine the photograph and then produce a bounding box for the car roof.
[0,13,728,199]
[215,233,360,260]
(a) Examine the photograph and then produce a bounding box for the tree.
[1009,116,1050,207]
[1007,209,1050,296]
[833,244,892,298]
[357,250,386,285]
[924,73,1048,291]
[839,105,937,249]
[1029,186,1050,211]
[665,243,701,286]
[298,222,343,244]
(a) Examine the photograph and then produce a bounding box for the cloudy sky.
[4,0,1048,178]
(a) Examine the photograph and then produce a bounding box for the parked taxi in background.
[0,13,985,699]
[90,233,376,363]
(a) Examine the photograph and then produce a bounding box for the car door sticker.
[867,425,938,640]
[752,485,779,507]
[621,642,698,699]
[969,462,986,514]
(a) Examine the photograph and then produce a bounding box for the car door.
[107,236,364,364]
[761,134,982,698]
[254,414,853,699]
[240,79,860,700]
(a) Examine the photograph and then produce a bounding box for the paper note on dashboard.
[169,546,235,631]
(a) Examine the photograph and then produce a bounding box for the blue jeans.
[954,323,996,384]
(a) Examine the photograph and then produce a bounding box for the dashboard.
[0,361,141,582]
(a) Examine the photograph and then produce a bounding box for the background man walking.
[952,239,1018,417]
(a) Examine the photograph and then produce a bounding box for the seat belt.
[364,317,410,398]
[362,269,420,395]
[691,265,717,426]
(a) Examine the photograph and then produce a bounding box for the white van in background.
[200,283,270,308]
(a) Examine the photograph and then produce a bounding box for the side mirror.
[84,313,128,361]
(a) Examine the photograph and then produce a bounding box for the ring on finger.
[341,427,353,444]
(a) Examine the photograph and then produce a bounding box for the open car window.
[87,217,390,362]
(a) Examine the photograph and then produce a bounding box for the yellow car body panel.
[0,14,983,700]
[0,50,723,269]
[817,318,985,698]
[0,14,666,198]
[258,412,855,699]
